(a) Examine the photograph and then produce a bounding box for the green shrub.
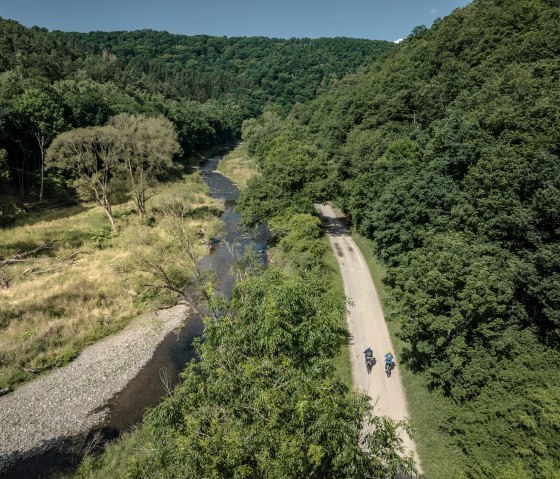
[0,195,19,226]
[75,270,415,479]
[90,227,112,249]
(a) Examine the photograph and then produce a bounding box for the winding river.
[2,153,268,478]
[108,155,268,429]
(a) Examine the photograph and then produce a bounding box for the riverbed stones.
[0,304,188,474]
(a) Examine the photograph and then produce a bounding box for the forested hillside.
[238,0,560,477]
[0,17,391,222]
[68,31,390,106]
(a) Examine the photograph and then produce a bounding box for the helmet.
[387,351,392,355]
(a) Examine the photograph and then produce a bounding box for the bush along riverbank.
[71,205,417,478]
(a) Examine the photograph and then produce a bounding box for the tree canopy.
[75,222,416,478]
[109,114,180,217]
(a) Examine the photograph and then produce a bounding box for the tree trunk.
[98,181,117,233]
[107,211,117,233]
[16,153,26,197]
[90,181,117,233]
[35,131,46,202]
[103,203,117,233]
[137,189,145,218]
[39,147,45,202]
[128,162,147,218]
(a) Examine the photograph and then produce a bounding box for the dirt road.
[316,204,422,474]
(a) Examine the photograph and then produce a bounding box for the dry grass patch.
[217,143,258,189]
[0,173,222,390]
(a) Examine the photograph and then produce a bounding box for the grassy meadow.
[0,173,223,390]
[216,143,259,188]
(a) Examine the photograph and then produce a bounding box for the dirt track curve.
[316,204,422,475]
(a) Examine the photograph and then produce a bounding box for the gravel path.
[0,304,189,474]
[316,204,423,476]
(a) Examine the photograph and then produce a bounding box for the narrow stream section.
[1,154,267,479]
[106,155,268,429]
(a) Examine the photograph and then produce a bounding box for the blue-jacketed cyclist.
[384,352,394,367]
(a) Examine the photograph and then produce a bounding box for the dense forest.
[238,0,560,477]
[3,0,560,476]
[0,17,391,223]
[68,30,388,106]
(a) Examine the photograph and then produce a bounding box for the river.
[1,153,268,478]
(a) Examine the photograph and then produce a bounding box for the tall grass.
[217,143,258,188]
[0,173,223,390]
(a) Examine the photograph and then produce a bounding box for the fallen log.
[0,240,56,267]
[22,251,89,276]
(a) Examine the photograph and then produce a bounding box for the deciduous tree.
[110,114,180,218]
[46,126,119,231]
[16,87,66,201]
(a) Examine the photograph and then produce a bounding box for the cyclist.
[385,351,393,367]
[364,347,374,373]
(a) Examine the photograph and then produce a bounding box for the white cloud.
[430,8,439,13]
[394,38,404,44]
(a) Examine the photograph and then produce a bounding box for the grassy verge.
[322,236,353,390]
[216,143,258,188]
[352,232,468,479]
[0,173,223,390]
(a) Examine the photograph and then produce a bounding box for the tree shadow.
[9,203,93,229]
[0,239,56,257]
[315,208,349,238]
[1,427,120,479]
[399,344,425,375]
[0,225,96,257]
[184,204,224,220]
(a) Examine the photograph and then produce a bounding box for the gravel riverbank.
[0,304,189,474]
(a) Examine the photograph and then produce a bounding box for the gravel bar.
[0,304,188,474]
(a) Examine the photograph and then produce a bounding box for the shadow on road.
[315,204,349,238]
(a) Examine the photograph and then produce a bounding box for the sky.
[0,0,471,41]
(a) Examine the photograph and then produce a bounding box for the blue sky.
[0,0,471,41]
